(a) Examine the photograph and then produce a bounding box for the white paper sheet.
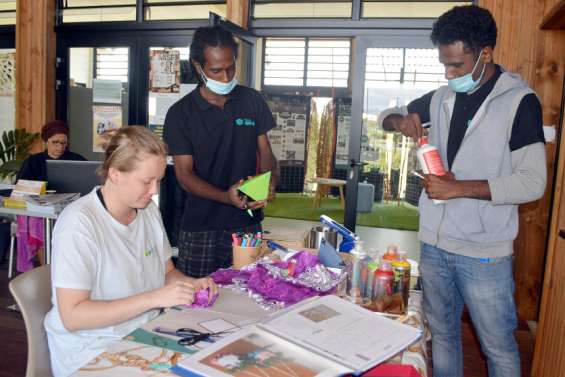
[92,79,122,104]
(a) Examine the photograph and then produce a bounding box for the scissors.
[152,326,233,346]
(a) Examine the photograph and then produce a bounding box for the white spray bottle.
[417,136,446,205]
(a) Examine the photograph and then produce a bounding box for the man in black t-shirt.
[163,26,277,278]
[379,6,546,377]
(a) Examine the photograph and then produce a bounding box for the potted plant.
[0,129,39,182]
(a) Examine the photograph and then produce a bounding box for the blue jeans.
[420,243,520,377]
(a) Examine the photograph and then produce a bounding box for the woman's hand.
[192,277,219,302]
[152,280,196,308]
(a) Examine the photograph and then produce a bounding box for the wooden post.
[15,0,57,152]
[227,0,249,29]
[478,0,565,322]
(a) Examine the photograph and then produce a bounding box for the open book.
[174,295,421,377]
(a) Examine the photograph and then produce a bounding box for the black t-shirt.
[163,85,276,232]
[17,150,87,184]
[407,65,545,169]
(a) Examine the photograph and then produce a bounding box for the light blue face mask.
[198,67,237,96]
[448,50,486,93]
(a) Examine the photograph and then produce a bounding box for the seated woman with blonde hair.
[44,126,217,377]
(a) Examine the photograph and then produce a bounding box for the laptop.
[46,160,102,196]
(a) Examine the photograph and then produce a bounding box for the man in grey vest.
[379,5,546,377]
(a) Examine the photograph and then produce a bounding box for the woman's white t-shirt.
[44,189,172,377]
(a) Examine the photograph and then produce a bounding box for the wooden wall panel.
[15,0,56,152]
[478,0,565,321]
[532,105,565,377]
[227,0,249,29]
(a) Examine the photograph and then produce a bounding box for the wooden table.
[311,177,346,209]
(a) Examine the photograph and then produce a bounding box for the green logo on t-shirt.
[144,249,154,257]
[235,118,255,126]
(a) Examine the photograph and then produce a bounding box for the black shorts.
[176,223,262,278]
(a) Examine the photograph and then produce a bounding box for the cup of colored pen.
[231,232,263,269]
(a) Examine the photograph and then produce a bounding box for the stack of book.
[24,192,80,215]
[3,180,47,209]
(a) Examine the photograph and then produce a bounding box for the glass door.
[345,35,446,253]
[64,43,133,161]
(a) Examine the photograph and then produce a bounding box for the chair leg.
[8,235,15,279]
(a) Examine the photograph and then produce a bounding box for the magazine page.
[177,327,351,377]
[261,295,421,372]
[24,193,80,206]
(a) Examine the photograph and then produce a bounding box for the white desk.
[0,206,58,268]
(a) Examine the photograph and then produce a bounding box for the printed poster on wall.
[92,106,122,152]
[335,100,351,166]
[0,51,15,96]
[265,95,308,163]
[149,49,180,93]
[0,51,16,135]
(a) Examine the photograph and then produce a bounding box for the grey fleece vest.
[418,71,533,258]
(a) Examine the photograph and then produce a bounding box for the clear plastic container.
[381,244,398,262]
[346,241,371,304]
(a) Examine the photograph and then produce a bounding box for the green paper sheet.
[124,328,196,354]
[238,171,271,201]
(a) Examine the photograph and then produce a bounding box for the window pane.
[365,48,446,89]
[145,4,227,20]
[96,47,129,82]
[264,78,304,86]
[351,47,446,230]
[264,38,306,87]
[66,0,135,5]
[146,0,214,2]
[362,1,472,18]
[0,11,15,25]
[68,47,129,160]
[0,1,16,11]
[62,7,136,22]
[254,2,351,18]
[306,39,350,88]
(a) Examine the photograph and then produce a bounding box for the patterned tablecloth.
[380,290,428,377]
[74,290,428,377]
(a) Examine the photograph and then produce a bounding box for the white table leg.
[45,218,52,265]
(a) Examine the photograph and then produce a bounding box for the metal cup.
[308,226,338,249]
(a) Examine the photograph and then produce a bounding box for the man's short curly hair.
[431,5,497,53]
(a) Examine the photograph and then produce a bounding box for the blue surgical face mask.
[198,66,237,96]
[448,50,486,93]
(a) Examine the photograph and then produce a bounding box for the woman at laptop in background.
[15,120,86,272]
[18,120,86,182]
[44,126,217,377]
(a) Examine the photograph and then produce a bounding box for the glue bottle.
[372,260,394,312]
[391,251,411,314]
[417,136,446,205]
